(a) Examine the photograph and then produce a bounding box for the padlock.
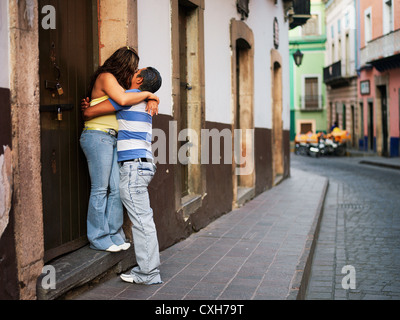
[56,82,64,96]
[57,107,63,121]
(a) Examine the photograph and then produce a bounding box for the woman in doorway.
[80,46,159,252]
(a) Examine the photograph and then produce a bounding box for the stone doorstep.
[237,186,255,207]
[36,245,136,300]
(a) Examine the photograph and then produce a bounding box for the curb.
[359,160,400,171]
[286,178,329,300]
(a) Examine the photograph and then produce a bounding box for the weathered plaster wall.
[98,0,138,64]
[8,0,44,300]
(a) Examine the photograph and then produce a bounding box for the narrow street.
[291,153,400,300]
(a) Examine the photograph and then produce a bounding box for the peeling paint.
[17,0,35,28]
[0,146,13,239]
[25,0,35,28]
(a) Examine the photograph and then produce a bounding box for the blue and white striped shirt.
[109,89,153,162]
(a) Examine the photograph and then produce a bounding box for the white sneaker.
[120,273,136,283]
[118,242,131,251]
[105,244,122,252]
[120,272,163,285]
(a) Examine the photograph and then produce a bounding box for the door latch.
[40,104,73,121]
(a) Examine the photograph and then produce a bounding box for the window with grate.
[304,77,319,109]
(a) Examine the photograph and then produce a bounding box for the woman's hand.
[148,93,160,105]
[146,93,159,116]
[146,98,159,116]
[81,97,90,111]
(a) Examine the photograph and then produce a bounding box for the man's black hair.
[138,67,162,93]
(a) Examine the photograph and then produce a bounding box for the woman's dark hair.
[138,67,162,93]
[88,46,139,97]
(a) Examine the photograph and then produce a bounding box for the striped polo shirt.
[109,89,153,162]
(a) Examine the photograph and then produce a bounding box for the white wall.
[325,0,357,74]
[0,0,9,89]
[137,0,291,131]
[203,0,237,125]
[137,0,173,116]
[204,0,290,129]
[246,0,291,130]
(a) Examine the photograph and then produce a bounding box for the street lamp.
[293,49,304,67]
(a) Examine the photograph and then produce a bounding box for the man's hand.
[81,97,90,111]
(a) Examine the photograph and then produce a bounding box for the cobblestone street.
[292,154,400,300]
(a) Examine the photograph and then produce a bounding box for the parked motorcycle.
[294,131,324,157]
[325,128,351,156]
[294,128,350,158]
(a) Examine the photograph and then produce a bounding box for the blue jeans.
[119,160,162,284]
[80,130,126,250]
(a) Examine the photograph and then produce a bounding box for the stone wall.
[8,0,44,300]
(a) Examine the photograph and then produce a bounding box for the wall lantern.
[293,49,304,67]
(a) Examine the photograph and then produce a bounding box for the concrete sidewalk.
[348,150,400,170]
[72,168,328,300]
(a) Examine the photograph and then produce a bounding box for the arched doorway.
[271,50,283,184]
[230,19,254,206]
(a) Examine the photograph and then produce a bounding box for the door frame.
[374,74,390,156]
[368,100,374,151]
[171,0,206,218]
[230,19,255,207]
[271,49,283,184]
[377,85,389,156]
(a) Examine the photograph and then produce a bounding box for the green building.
[289,0,327,143]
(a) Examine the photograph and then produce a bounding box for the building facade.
[0,0,16,301]
[289,0,327,142]
[323,0,359,147]
[358,0,400,156]
[0,0,306,299]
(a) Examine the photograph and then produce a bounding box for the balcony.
[299,95,323,111]
[323,60,352,88]
[288,0,311,30]
[360,29,400,71]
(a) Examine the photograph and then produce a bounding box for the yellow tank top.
[84,95,119,131]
